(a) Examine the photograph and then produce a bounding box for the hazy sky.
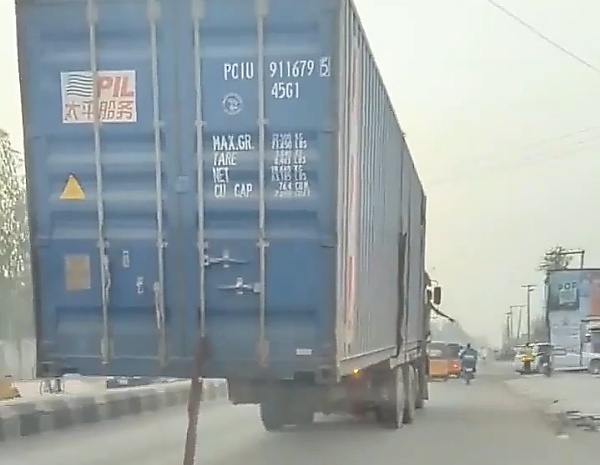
[2,0,600,344]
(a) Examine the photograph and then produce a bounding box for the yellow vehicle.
[0,375,20,400]
[446,343,462,378]
[428,342,450,381]
[519,344,535,374]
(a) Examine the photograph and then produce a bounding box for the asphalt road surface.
[0,368,596,465]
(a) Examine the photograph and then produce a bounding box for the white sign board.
[61,70,137,124]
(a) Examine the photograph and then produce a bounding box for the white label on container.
[61,70,137,124]
[296,348,312,356]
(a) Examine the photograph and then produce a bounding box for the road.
[0,368,596,464]
[506,371,600,413]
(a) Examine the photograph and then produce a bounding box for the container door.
[178,0,335,377]
[20,0,186,376]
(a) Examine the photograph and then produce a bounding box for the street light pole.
[504,312,512,341]
[522,285,536,343]
[508,305,525,340]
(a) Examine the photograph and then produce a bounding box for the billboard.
[546,269,600,318]
[547,311,581,354]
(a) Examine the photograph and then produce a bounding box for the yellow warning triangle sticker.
[60,174,85,200]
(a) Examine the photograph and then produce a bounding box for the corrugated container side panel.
[405,155,426,346]
[337,0,404,363]
[334,0,350,359]
[418,183,426,341]
[419,193,428,338]
[399,143,410,349]
[354,18,372,356]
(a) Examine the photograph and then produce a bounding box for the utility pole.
[516,306,523,340]
[509,305,525,341]
[522,285,536,343]
[504,312,512,342]
[558,248,586,269]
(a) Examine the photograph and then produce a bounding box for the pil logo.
[95,74,135,98]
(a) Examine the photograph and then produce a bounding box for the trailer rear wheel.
[260,387,288,432]
[415,361,426,409]
[402,366,416,424]
[260,399,286,431]
[290,409,315,426]
[375,366,404,429]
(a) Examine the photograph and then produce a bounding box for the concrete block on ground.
[0,379,228,443]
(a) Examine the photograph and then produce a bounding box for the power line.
[424,124,600,181]
[484,0,600,76]
[426,130,600,188]
[428,140,600,188]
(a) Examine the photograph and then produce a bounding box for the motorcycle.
[462,367,475,385]
[538,355,552,377]
[519,356,535,375]
[541,361,552,377]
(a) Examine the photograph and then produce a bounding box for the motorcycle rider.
[535,344,552,375]
[460,343,478,375]
[521,343,535,373]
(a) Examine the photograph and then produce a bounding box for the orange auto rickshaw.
[446,343,462,378]
[427,342,450,381]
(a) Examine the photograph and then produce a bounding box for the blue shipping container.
[17,0,427,380]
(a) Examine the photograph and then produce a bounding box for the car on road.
[446,343,462,377]
[428,342,451,381]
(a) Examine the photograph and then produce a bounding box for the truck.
[547,318,600,373]
[545,269,600,373]
[16,0,441,431]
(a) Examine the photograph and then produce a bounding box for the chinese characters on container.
[61,70,137,124]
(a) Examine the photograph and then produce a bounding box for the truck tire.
[260,387,288,432]
[375,366,404,429]
[402,365,416,424]
[290,409,315,426]
[260,399,286,431]
[350,403,369,418]
[589,360,600,375]
[415,361,426,409]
